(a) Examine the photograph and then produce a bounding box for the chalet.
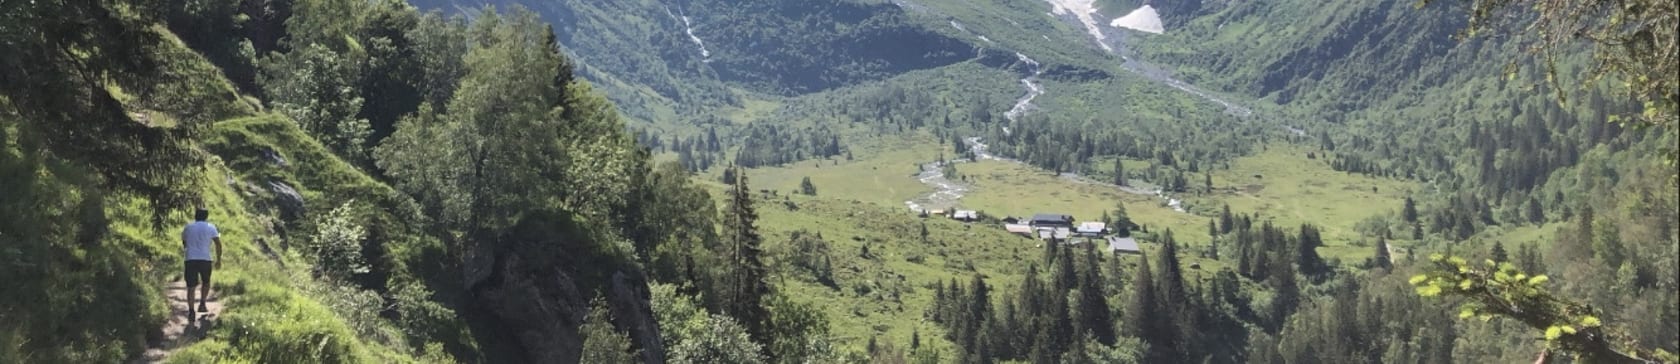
[1075,222,1107,237]
[1029,213,1075,228]
[1004,223,1033,236]
[1035,227,1072,240]
[951,210,979,221]
[1107,236,1141,254]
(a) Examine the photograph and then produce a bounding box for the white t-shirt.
[182,221,220,261]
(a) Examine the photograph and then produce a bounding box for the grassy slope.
[141,114,428,363]
[8,24,426,363]
[1200,144,1419,260]
[735,125,1422,354]
[744,190,1056,360]
[738,134,944,207]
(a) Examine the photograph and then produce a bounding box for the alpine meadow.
[2,0,1676,363]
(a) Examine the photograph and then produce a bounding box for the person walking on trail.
[182,208,223,316]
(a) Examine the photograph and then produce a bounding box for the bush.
[391,281,456,348]
[304,200,370,281]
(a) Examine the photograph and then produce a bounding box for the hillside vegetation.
[2,0,1676,363]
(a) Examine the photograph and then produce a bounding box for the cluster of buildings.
[941,210,1140,254]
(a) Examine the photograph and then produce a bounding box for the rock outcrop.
[463,219,666,364]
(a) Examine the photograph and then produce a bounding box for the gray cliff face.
[465,239,666,364]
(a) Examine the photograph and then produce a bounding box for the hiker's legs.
[198,264,212,311]
[184,260,211,311]
[184,260,201,310]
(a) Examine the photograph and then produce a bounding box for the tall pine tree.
[722,166,773,355]
[1078,242,1116,345]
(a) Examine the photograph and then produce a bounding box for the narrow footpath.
[133,281,224,364]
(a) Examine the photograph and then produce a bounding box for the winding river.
[901,5,1232,213]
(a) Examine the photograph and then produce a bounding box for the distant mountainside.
[412,0,981,116]
[1133,0,1473,106]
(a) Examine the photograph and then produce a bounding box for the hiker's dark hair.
[195,209,210,221]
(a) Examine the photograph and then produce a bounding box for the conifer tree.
[1219,204,1235,234]
[1078,242,1116,345]
[1295,224,1329,279]
[1403,196,1419,223]
[1371,236,1393,271]
[799,176,817,196]
[1154,231,1194,360]
[722,166,773,353]
[1489,241,1509,262]
[1113,158,1127,186]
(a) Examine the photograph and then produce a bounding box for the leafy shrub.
[304,200,371,280]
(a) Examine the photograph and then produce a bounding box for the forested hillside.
[3,0,1675,363]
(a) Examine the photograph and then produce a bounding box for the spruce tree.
[1489,240,1509,262]
[1055,244,1079,292]
[1267,255,1300,334]
[1044,238,1058,266]
[1078,242,1116,345]
[799,176,817,195]
[1371,236,1393,271]
[1106,250,1126,294]
[1124,248,1174,363]
[1402,196,1419,223]
[1295,224,1329,279]
[1112,158,1127,186]
[1219,204,1235,234]
[1111,200,1135,236]
[1525,196,1546,224]
[723,167,773,353]
[1154,230,1194,360]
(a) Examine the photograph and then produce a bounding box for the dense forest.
[2,0,1676,363]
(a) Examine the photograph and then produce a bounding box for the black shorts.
[184,260,213,288]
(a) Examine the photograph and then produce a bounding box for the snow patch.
[1110,5,1165,34]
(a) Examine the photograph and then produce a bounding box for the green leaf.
[1545,326,1563,340]
[1458,279,1473,290]
[1429,253,1445,262]
[1459,308,1476,319]
[1409,274,1430,285]
[1579,316,1601,327]
[1561,325,1577,334]
[1528,275,1549,285]
[1417,285,1442,297]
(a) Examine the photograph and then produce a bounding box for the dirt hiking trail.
[132,281,225,364]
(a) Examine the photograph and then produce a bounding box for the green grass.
[738,133,946,208]
[722,134,1260,356]
[1197,144,1419,262]
[749,194,1047,359]
[720,93,784,125]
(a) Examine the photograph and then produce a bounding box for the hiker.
[182,208,223,315]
